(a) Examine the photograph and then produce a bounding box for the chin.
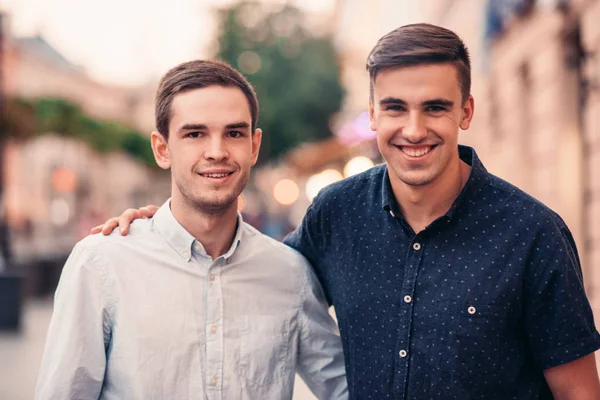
[193,194,239,214]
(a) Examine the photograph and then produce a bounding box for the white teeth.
[401,147,431,157]
[204,173,229,178]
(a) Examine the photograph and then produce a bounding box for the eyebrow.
[422,99,454,108]
[225,122,250,130]
[177,121,250,133]
[379,97,454,108]
[379,97,407,106]
[177,123,208,133]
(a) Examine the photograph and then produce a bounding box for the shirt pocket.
[434,300,515,378]
[238,315,290,387]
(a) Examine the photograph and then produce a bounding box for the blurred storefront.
[0,20,169,296]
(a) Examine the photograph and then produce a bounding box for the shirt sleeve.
[524,223,600,370]
[296,256,348,400]
[284,202,321,265]
[284,198,332,304]
[35,242,112,400]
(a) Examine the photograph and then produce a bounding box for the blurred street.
[0,298,52,400]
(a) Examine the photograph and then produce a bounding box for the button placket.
[394,236,426,399]
[205,261,223,394]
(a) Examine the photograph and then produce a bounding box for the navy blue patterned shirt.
[284,145,600,400]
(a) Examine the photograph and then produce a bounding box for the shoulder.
[244,222,309,264]
[310,164,386,212]
[243,222,314,276]
[481,172,571,241]
[317,164,385,199]
[73,218,156,263]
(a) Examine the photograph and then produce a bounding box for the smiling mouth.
[199,172,234,178]
[397,145,436,157]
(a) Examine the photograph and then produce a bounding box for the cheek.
[429,117,460,139]
[375,115,401,139]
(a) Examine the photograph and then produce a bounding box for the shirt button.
[399,349,407,358]
[468,306,476,315]
[412,243,421,251]
[208,274,215,281]
[404,295,412,303]
[183,251,190,258]
[211,324,217,333]
[194,243,201,251]
[210,378,217,386]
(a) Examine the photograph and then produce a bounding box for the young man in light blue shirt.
[36,60,347,400]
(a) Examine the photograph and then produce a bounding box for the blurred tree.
[7,97,156,167]
[215,1,344,163]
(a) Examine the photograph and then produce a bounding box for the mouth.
[198,170,236,182]
[395,145,437,159]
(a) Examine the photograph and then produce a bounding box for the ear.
[151,131,171,169]
[369,98,376,131]
[250,128,262,166]
[459,95,475,130]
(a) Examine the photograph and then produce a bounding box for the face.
[369,63,474,190]
[152,85,261,215]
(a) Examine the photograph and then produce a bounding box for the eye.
[385,105,406,112]
[426,105,446,113]
[186,131,201,138]
[228,130,243,138]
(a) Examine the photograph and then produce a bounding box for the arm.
[35,244,112,400]
[296,258,348,400]
[543,353,600,400]
[524,224,600,398]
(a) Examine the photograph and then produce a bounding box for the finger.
[139,207,153,218]
[118,209,140,235]
[100,218,119,236]
[90,225,103,234]
[139,205,159,218]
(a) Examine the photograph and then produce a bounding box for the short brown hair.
[366,23,471,104]
[155,60,259,139]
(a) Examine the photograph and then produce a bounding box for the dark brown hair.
[366,23,471,104]
[155,60,259,139]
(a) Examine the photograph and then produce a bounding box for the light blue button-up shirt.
[36,201,347,400]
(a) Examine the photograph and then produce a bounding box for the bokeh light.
[273,179,299,205]
[305,169,343,201]
[51,167,78,193]
[344,156,374,177]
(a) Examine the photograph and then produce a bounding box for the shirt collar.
[152,199,244,262]
[381,145,488,221]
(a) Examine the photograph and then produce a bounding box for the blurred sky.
[1,0,335,86]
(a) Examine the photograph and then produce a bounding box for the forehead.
[170,85,251,127]
[373,63,461,102]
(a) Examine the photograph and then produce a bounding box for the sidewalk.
[0,298,53,400]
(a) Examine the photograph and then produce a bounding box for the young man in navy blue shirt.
[99,24,600,399]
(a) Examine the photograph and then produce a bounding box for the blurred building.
[0,25,169,294]
[4,34,155,131]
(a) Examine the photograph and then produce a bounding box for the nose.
[204,136,229,161]
[403,111,427,143]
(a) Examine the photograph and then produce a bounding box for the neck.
[170,195,239,260]
[392,159,471,234]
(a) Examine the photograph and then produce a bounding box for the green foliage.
[215,1,344,163]
[8,97,156,167]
